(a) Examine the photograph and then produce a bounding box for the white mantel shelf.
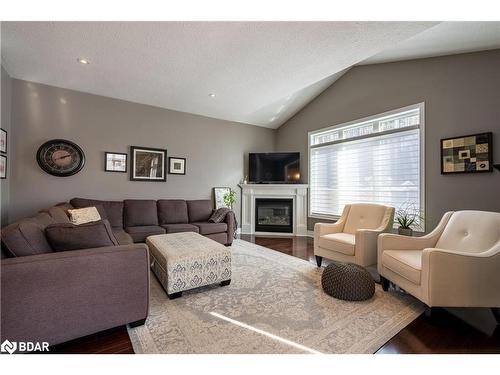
[238,183,309,236]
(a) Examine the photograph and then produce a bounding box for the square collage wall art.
[441,132,492,174]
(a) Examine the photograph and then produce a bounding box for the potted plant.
[395,203,424,236]
[223,190,237,210]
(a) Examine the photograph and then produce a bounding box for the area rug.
[128,239,423,354]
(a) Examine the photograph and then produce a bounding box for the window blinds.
[309,105,422,219]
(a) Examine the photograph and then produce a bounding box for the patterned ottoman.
[146,232,231,299]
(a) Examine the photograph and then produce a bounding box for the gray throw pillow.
[208,208,231,223]
[45,219,119,252]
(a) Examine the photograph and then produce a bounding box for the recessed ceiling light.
[208,93,216,98]
[77,58,90,65]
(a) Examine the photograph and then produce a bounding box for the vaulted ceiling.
[2,22,499,128]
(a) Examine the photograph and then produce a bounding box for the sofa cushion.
[1,220,53,257]
[161,223,199,234]
[39,206,71,224]
[187,200,213,222]
[125,225,166,243]
[157,200,189,224]
[70,198,124,228]
[45,220,119,252]
[318,233,355,256]
[124,200,159,227]
[193,222,228,235]
[31,212,56,228]
[112,228,134,245]
[382,250,422,284]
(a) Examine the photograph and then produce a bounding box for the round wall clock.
[36,139,85,177]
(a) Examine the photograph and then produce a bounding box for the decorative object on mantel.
[395,202,424,236]
[0,128,7,154]
[440,132,492,174]
[213,187,231,209]
[130,146,167,182]
[105,152,127,173]
[168,157,186,175]
[0,155,6,179]
[36,139,86,177]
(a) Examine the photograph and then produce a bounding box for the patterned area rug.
[128,239,423,354]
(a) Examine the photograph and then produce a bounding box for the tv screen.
[249,152,300,183]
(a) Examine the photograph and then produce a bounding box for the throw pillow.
[208,207,231,223]
[45,219,119,252]
[67,206,101,225]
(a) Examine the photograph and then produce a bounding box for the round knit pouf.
[321,261,375,301]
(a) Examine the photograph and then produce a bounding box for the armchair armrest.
[421,245,500,307]
[1,244,150,345]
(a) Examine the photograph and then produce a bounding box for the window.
[309,103,424,226]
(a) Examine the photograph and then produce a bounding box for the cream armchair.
[378,210,500,319]
[314,203,395,267]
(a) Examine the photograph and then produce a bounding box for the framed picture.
[441,132,493,174]
[168,157,186,175]
[0,129,7,154]
[130,146,167,182]
[0,155,6,179]
[105,152,127,173]
[213,187,231,209]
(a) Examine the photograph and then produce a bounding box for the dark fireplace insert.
[255,198,293,233]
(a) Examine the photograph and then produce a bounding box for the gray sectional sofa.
[0,197,235,347]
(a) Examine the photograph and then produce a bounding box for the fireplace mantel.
[238,184,309,236]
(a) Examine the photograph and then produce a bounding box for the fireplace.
[254,198,293,233]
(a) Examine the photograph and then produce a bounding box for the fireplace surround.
[239,183,309,236]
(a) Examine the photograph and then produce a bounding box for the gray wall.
[1,66,12,225]
[276,50,500,230]
[9,79,275,223]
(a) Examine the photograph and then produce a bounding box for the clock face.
[36,139,85,177]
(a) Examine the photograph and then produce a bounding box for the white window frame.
[308,103,425,227]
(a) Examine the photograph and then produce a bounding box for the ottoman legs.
[167,291,183,299]
[220,279,231,287]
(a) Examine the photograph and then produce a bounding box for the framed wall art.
[130,146,167,181]
[213,187,231,209]
[0,129,6,154]
[441,132,493,174]
[0,155,6,179]
[168,157,186,175]
[105,152,127,173]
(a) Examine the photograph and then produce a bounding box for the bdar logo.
[1,339,17,354]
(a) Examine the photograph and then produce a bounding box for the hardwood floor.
[50,235,500,354]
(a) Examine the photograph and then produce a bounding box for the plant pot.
[398,227,413,236]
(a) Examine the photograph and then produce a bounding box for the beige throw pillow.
[67,207,101,225]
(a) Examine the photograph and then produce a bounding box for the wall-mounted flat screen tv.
[249,152,300,183]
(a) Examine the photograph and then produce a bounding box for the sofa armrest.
[224,210,236,245]
[1,244,150,346]
[421,246,500,307]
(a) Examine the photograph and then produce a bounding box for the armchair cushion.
[435,210,500,253]
[382,250,422,284]
[318,233,355,256]
[343,204,389,234]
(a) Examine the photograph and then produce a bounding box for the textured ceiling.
[1,21,437,128]
[361,21,500,65]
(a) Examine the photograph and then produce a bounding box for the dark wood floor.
[51,235,500,354]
